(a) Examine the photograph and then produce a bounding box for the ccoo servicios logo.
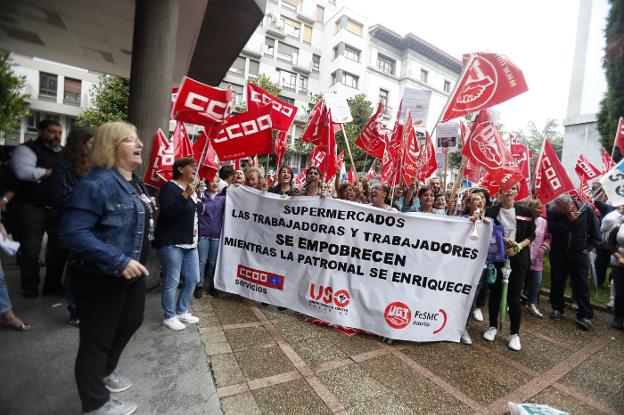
[236,264,285,295]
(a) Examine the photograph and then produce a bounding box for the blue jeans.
[197,238,219,289]
[0,261,11,314]
[158,245,199,319]
[527,270,543,305]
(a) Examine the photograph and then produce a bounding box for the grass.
[541,257,612,307]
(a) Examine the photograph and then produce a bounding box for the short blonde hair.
[90,121,137,169]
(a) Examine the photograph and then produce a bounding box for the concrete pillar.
[566,0,592,118]
[127,0,179,177]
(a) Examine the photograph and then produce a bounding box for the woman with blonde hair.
[244,167,265,190]
[60,121,153,415]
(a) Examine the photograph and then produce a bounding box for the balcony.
[242,33,264,58]
[296,5,315,23]
[266,18,286,38]
[292,61,311,74]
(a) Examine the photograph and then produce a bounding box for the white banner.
[324,92,352,123]
[600,160,624,206]
[215,186,491,342]
[399,88,432,126]
[435,121,459,153]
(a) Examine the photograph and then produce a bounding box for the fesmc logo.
[384,302,448,334]
[455,55,497,111]
[308,283,351,314]
[236,264,285,295]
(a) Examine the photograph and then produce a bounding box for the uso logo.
[237,265,284,291]
[308,283,351,308]
[384,302,411,329]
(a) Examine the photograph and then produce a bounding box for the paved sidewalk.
[194,293,624,415]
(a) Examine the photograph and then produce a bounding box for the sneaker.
[472,308,484,322]
[193,287,203,299]
[508,334,521,351]
[527,304,543,318]
[85,398,137,415]
[68,316,80,327]
[550,310,561,320]
[103,371,133,393]
[162,317,185,331]
[606,299,614,309]
[460,329,473,345]
[176,312,199,324]
[612,317,624,330]
[483,326,497,342]
[575,317,592,331]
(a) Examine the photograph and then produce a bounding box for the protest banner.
[324,92,353,123]
[600,159,624,206]
[435,121,459,153]
[214,186,492,342]
[399,88,432,126]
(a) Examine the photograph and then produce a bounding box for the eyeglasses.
[122,136,142,145]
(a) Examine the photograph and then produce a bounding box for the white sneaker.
[527,304,543,318]
[472,308,484,322]
[508,334,521,351]
[162,317,186,331]
[606,298,614,309]
[483,326,497,342]
[177,311,200,324]
[460,329,473,345]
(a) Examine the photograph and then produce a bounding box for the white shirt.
[498,207,517,241]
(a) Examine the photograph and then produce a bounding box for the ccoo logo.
[384,301,411,329]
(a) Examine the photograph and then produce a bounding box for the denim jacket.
[59,167,147,277]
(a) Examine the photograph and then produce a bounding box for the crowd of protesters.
[1,119,623,414]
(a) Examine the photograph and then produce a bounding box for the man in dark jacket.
[547,194,601,330]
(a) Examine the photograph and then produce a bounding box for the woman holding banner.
[468,188,492,322]
[484,183,535,351]
[268,165,294,196]
[338,183,356,201]
[414,186,441,214]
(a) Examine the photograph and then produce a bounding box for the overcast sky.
[340,0,608,134]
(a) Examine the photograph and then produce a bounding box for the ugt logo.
[468,121,504,170]
[384,301,411,329]
[309,283,351,308]
[456,55,497,111]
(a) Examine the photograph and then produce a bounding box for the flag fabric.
[600,160,624,206]
[293,169,308,187]
[144,129,174,188]
[247,82,298,131]
[459,119,469,146]
[275,131,288,167]
[574,154,602,182]
[571,178,600,216]
[355,101,388,159]
[614,117,624,156]
[462,110,522,192]
[534,138,575,204]
[602,149,616,174]
[441,52,528,122]
[380,104,403,186]
[301,100,340,147]
[198,134,221,182]
[171,77,233,125]
[400,112,420,185]
[415,131,437,182]
[464,159,484,184]
[171,121,194,160]
[347,167,357,184]
[477,172,500,196]
[515,145,531,200]
[212,105,273,161]
[308,145,327,168]
[366,161,377,181]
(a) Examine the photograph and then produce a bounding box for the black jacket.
[486,203,536,243]
[154,181,202,247]
[547,205,601,253]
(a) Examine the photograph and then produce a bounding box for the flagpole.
[446,157,468,215]
[611,117,622,159]
[531,138,547,195]
[340,124,357,176]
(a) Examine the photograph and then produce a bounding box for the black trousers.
[74,273,145,412]
[14,202,66,294]
[594,247,612,288]
[612,266,624,320]
[488,250,529,335]
[549,250,593,319]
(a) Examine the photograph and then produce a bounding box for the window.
[377,54,395,75]
[344,45,360,62]
[299,75,308,94]
[303,25,312,44]
[312,54,320,72]
[281,16,300,38]
[342,72,359,89]
[231,84,244,105]
[63,77,81,105]
[277,42,298,64]
[316,5,324,23]
[230,56,245,76]
[265,37,275,56]
[279,95,295,105]
[444,79,451,93]
[39,72,57,99]
[281,0,298,12]
[346,19,363,36]
[379,89,389,113]
[279,69,297,90]
[420,68,429,84]
[248,60,260,78]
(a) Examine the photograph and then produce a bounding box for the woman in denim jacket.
[60,121,153,415]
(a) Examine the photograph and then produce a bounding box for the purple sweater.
[199,192,226,238]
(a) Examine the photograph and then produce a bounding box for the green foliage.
[0,51,30,138]
[76,75,129,129]
[597,0,624,157]
[511,119,564,173]
[335,94,373,172]
[249,73,280,98]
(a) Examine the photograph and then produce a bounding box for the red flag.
[366,161,377,181]
[464,159,483,184]
[477,172,501,196]
[462,110,523,192]
[441,52,528,122]
[380,104,403,186]
[171,121,194,159]
[293,169,307,187]
[212,105,273,161]
[307,146,327,167]
[195,132,220,182]
[171,77,233,126]
[509,133,524,158]
[355,101,388,159]
[533,138,575,204]
[459,119,469,146]
[301,100,340,147]
[347,167,357,184]
[401,112,420,184]
[335,150,345,172]
[615,117,624,155]
[602,149,616,174]
[247,82,298,131]
[415,131,437,182]
[515,145,531,200]
[571,178,600,216]
[574,154,602,182]
[144,129,174,188]
[250,155,260,168]
[275,131,288,167]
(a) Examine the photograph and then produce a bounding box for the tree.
[0,51,30,140]
[335,94,373,172]
[597,0,624,156]
[76,75,129,129]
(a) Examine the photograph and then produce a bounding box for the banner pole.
[340,124,357,175]
[446,157,468,215]
[443,149,449,191]
[611,117,621,159]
